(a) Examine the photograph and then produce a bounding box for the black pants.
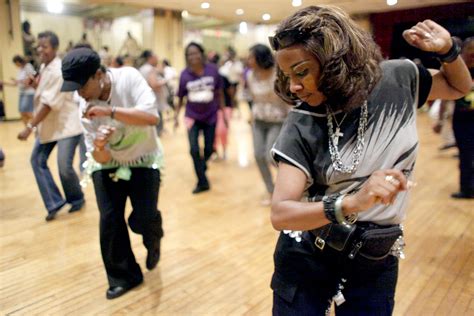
[272,232,398,315]
[453,111,474,195]
[92,168,164,287]
[188,120,216,187]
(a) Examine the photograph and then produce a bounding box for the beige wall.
[0,0,23,120]
[101,16,145,55]
[20,11,148,56]
[234,24,278,57]
[21,11,84,53]
[152,10,184,72]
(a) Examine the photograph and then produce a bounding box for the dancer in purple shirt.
[175,42,225,194]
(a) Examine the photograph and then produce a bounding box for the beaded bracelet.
[322,194,339,224]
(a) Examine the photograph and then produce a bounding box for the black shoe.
[106,280,143,300]
[451,192,474,199]
[45,210,59,221]
[68,201,85,213]
[146,238,162,270]
[192,184,210,194]
[0,148,4,168]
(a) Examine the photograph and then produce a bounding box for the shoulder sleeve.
[416,64,432,108]
[382,59,430,110]
[40,70,66,111]
[271,112,315,187]
[127,68,158,116]
[215,68,224,90]
[25,63,36,76]
[78,98,97,152]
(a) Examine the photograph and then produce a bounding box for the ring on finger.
[385,175,398,186]
[424,32,433,39]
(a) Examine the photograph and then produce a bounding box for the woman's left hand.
[403,20,453,55]
[17,128,32,141]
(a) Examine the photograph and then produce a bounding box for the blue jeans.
[188,120,216,187]
[19,93,34,113]
[31,134,85,213]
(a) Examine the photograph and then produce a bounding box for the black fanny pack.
[310,222,403,261]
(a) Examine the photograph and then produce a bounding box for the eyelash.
[295,69,308,78]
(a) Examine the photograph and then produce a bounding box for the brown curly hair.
[273,5,383,111]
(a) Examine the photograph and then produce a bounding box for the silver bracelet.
[26,122,37,132]
[335,194,358,226]
[334,194,348,225]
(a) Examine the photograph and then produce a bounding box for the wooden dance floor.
[0,110,472,315]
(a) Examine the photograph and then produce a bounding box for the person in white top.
[219,46,244,105]
[61,47,164,300]
[139,50,169,135]
[17,31,85,221]
[0,55,36,125]
[163,59,178,95]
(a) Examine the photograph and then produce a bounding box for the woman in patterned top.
[247,44,290,205]
[268,6,471,315]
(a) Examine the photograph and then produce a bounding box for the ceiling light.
[292,0,302,7]
[236,8,244,15]
[239,21,248,34]
[387,0,397,6]
[181,10,189,18]
[201,2,210,9]
[262,13,271,21]
[47,0,64,14]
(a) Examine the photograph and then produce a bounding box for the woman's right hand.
[93,125,115,149]
[24,74,38,89]
[345,169,408,213]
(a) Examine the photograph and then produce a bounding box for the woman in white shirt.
[61,48,164,300]
[1,55,36,125]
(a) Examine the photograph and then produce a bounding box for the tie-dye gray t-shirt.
[271,59,432,225]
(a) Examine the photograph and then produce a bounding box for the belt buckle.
[315,237,325,250]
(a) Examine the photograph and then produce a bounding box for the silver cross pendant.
[333,127,344,146]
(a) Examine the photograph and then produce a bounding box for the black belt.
[310,222,403,260]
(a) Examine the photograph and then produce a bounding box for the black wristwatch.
[436,38,461,64]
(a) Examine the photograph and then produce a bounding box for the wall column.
[152,9,184,72]
[0,0,23,120]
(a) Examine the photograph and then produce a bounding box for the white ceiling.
[90,0,469,23]
[20,0,470,24]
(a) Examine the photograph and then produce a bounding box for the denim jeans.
[188,120,216,187]
[252,120,283,193]
[30,134,85,213]
[78,135,87,172]
[92,168,163,287]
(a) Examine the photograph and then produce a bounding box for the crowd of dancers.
[0,5,472,314]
